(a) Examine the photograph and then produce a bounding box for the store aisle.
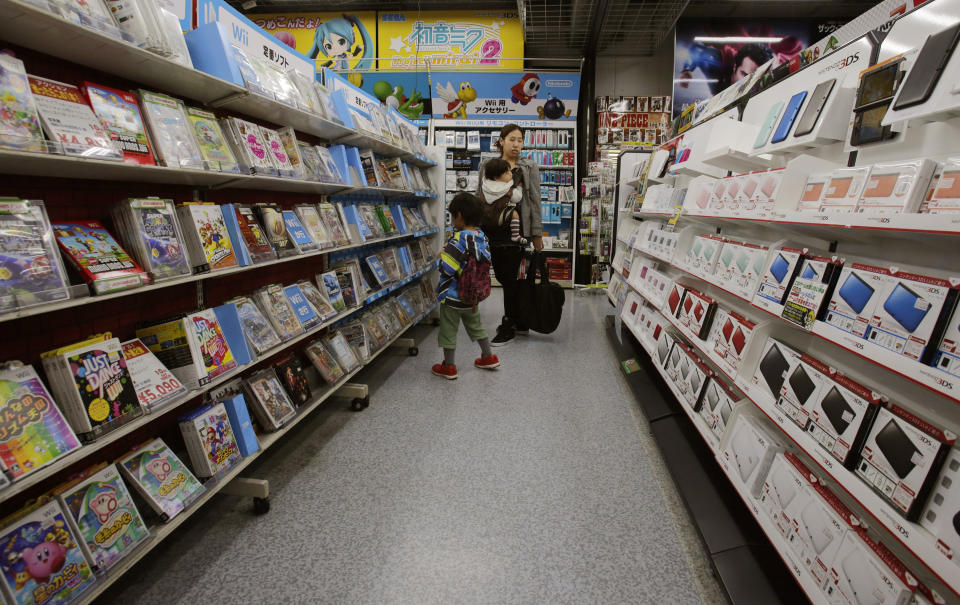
[103,290,723,605]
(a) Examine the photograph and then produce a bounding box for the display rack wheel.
[408,346,419,356]
[432,317,440,326]
[253,497,270,515]
[351,396,370,412]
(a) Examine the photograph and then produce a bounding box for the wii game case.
[274,354,310,406]
[295,204,331,249]
[55,463,149,571]
[381,249,402,282]
[29,75,120,159]
[117,437,204,521]
[228,204,277,264]
[0,54,44,153]
[178,401,242,477]
[255,203,295,256]
[277,126,305,179]
[82,82,154,165]
[340,321,370,361]
[121,338,186,412]
[184,106,238,173]
[0,363,80,481]
[222,117,277,175]
[358,149,380,186]
[53,220,147,294]
[315,146,345,183]
[335,264,360,308]
[319,270,346,312]
[376,204,400,235]
[362,204,386,238]
[297,280,337,322]
[365,255,390,289]
[318,202,350,247]
[229,295,282,355]
[243,368,297,431]
[255,284,303,341]
[282,284,321,330]
[208,381,259,457]
[0,199,70,311]
[378,157,409,189]
[137,90,203,169]
[324,330,361,372]
[304,339,345,384]
[281,210,317,253]
[184,309,238,383]
[41,334,142,440]
[288,71,327,119]
[259,126,296,177]
[0,500,96,605]
[113,197,191,281]
[176,203,238,271]
[297,143,325,181]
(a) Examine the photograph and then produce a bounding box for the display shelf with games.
[0,219,439,325]
[0,254,439,503]
[609,6,960,600]
[576,161,616,285]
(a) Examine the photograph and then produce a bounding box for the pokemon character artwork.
[373,81,424,120]
[435,81,476,119]
[510,74,541,105]
[0,501,95,605]
[307,15,372,87]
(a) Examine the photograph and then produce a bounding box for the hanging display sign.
[195,0,315,80]
[249,12,376,78]
[378,10,523,70]
[430,72,579,120]
[360,72,433,120]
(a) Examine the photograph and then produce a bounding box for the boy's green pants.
[438,302,488,349]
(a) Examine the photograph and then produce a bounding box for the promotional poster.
[430,72,579,120]
[361,71,432,119]
[672,19,819,119]
[251,11,377,83]
[378,10,523,70]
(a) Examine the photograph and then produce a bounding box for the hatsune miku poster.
[0,500,96,605]
[251,12,376,86]
[58,464,149,571]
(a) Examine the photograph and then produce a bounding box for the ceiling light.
[693,36,784,44]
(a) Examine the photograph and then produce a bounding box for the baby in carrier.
[479,158,529,249]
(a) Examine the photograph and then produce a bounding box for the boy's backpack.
[458,235,491,307]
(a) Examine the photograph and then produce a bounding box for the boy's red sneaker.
[474,354,500,370]
[432,361,458,379]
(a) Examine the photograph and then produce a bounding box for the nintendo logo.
[546,79,574,87]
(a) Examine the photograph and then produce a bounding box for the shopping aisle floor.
[103,290,725,604]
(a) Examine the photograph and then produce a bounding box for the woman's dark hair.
[448,192,484,226]
[484,158,511,181]
[495,123,523,153]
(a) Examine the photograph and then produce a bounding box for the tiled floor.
[101,289,725,604]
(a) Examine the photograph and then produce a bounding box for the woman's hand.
[532,236,543,252]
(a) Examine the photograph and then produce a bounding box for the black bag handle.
[524,252,550,285]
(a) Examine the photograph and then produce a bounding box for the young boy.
[433,193,499,379]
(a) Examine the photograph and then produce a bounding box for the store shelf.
[214,93,353,141]
[0,0,246,106]
[538,164,575,169]
[0,228,439,325]
[336,131,415,159]
[543,248,574,253]
[70,301,438,605]
[613,260,960,599]
[631,241,960,407]
[0,264,439,504]
[682,207,960,238]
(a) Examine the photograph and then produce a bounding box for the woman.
[477,123,542,346]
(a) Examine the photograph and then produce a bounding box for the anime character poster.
[251,12,376,86]
[377,10,523,70]
[672,19,824,119]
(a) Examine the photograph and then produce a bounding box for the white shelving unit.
[610,3,960,602]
